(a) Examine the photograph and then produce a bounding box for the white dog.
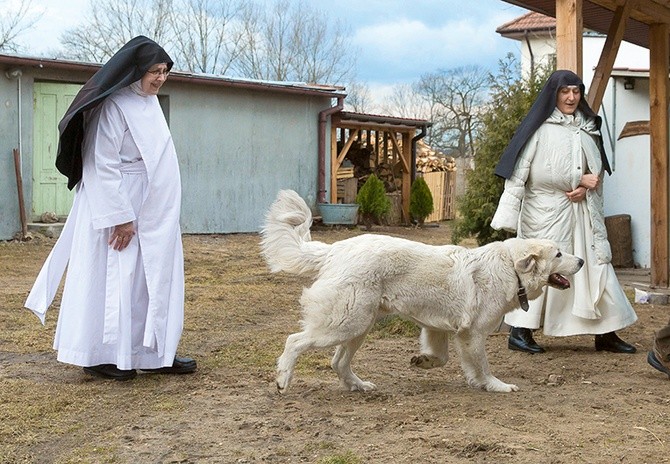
[260,190,583,393]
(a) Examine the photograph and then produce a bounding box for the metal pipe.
[410,124,429,183]
[5,68,23,171]
[317,96,345,203]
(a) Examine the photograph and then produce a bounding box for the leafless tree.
[234,0,355,84]
[379,83,430,120]
[415,66,489,157]
[167,0,246,74]
[0,0,42,53]
[56,0,355,84]
[344,81,373,113]
[60,0,172,63]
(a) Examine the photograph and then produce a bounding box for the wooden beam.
[649,22,670,288]
[587,1,632,112]
[556,0,583,76]
[617,120,650,139]
[336,129,358,166]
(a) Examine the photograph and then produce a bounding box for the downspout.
[411,124,429,183]
[5,69,23,170]
[524,31,535,79]
[318,95,345,203]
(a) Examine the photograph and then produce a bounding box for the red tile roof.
[496,11,556,35]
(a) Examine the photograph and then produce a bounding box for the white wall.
[583,37,651,267]
[520,36,557,78]
[600,77,651,267]
[582,37,650,86]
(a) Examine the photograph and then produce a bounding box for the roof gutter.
[318,96,345,203]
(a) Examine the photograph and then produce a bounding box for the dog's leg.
[276,331,318,393]
[453,331,519,393]
[411,328,449,369]
[277,283,379,393]
[331,333,376,392]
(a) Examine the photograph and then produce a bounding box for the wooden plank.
[649,22,669,287]
[587,1,631,112]
[618,120,650,139]
[337,177,358,204]
[424,172,446,222]
[336,166,354,179]
[445,171,456,220]
[556,0,583,77]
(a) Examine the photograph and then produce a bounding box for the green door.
[32,82,81,219]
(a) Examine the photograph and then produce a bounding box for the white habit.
[25,86,185,369]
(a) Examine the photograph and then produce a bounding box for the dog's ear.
[514,254,538,274]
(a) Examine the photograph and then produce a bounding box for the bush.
[409,177,434,226]
[356,174,391,230]
[451,55,553,246]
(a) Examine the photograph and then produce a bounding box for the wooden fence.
[422,171,456,222]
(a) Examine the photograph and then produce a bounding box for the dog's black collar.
[517,275,529,311]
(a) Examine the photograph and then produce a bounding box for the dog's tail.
[260,189,330,275]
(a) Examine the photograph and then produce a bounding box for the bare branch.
[0,0,43,53]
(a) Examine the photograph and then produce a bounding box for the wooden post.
[13,148,28,240]
[556,0,583,76]
[587,2,631,112]
[649,23,670,288]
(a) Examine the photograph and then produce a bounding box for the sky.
[12,0,529,102]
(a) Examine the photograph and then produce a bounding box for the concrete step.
[27,222,64,239]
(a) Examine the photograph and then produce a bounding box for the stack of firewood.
[415,140,456,173]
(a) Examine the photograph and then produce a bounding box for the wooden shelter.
[502,0,670,288]
[330,111,431,224]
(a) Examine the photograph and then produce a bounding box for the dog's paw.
[276,371,291,393]
[484,378,519,393]
[349,380,376,392]
[410,354,441,369]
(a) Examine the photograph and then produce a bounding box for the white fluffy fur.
[260,190,584,393]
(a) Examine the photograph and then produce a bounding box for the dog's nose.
[578,258,584,268]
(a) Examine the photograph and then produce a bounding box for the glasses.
[147,69,170,77]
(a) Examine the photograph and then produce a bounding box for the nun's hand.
[566,186,587,203]
[109,221,135,251]
[579,173,599,190]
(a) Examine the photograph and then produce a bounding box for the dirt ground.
[1,222,669,464]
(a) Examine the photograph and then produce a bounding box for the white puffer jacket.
[491,108,612,264]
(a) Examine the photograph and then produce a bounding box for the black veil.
[56,36,173,189]
[494,70,611,179]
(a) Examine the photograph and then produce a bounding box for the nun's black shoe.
[508,327,545,354]
[83,364,137,381]
[647,351,670,378]
[594,332,636,354]
[142,356,197,374]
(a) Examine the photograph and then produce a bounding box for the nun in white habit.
[25,36,196,380]
[491,70,637,355]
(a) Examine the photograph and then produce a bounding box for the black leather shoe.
[595,332,636,354]
[647,351,670,378]
[83,364,137,381]
[142,356,197,374]
[508,327,545,354]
